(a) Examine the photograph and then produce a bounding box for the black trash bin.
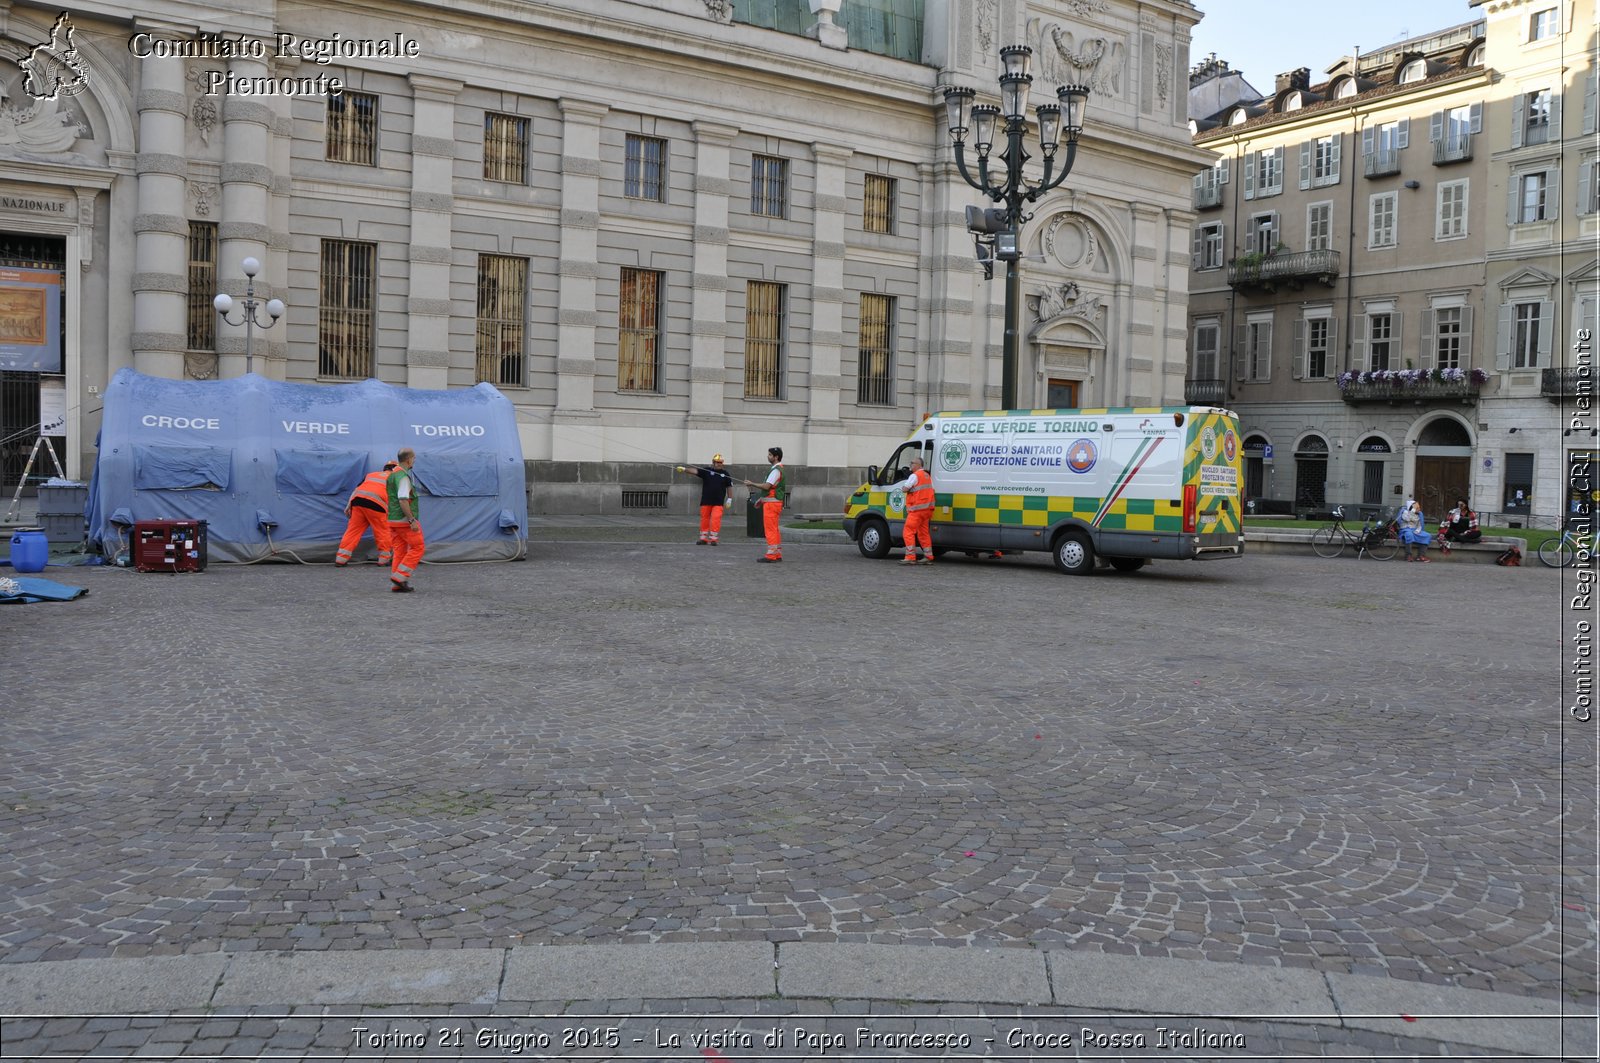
[746,492,764,537]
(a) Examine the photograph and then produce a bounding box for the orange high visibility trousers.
[388,522,425,584]
[903,510,932,555]
[761,500,782,559]
[698,504,725,543]
[336,507,392,565]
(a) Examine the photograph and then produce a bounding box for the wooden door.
[1415,457,1469,516]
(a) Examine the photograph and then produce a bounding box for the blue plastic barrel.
[9,528,47,573]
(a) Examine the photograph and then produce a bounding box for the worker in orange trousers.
[335,461,396,566]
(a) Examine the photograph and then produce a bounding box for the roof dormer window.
[1400,59,1428,84]
[1229,107,1250,126]
[1335,78,1358,99]
[1283,91,1304,112]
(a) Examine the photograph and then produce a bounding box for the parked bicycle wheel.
[1311,526,1346,558]
[1365,526,1399,561]
[1538,536,1575,568]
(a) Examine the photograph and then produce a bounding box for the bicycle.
[1537,526,1597,568]
[1310,506,1400,560]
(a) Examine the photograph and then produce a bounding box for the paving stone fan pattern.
[2,546,1594,1006]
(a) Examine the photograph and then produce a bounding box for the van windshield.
[879,442,927,485]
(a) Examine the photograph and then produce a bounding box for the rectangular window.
[1252,147,1283,197]
[483,113,528,183]
[1503,452,1535,511]
[1583,158,1600,215]
[186,221,217,351]
[1305,317,1330,379]
[1245,317,1272,381]
[863,174,896,234]
[1195,221,1224,269]
[1247,212,1278,254]
[1365,121,1404,176]
[1519,172,1549,222]
[1530,7,1558,40]
[1306,202,1332,251]
[1513,301,1542,368]
[475,255,527,386]
[625,134,668,202]
[618,268,663,392]
[1368,312,1393,371]
[1311,136,1339,186]
[318,240,376,378]
[1193,320,1220,379]
[750,154,788,218]
[325,91,378,165]
[1368,192,1397,248]
[1434,306,1464,370]
[744,281,784,397]
[1437,179,1468,239]
[1525,89,1552,144]
[857,293,895,405]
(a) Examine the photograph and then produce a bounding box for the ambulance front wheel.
[1051,530,1095,575]
[857,518,891,559]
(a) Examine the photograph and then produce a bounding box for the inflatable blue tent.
[87,369,528,563]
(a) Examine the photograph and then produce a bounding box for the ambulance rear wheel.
[1109,557,1146,573]
[1051,531,1095,575]
[857,518,891,559]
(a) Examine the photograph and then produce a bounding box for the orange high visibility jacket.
[348,470,390,510]
[906,468,935,512]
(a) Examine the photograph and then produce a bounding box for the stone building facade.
[1185,0,1596,528]
[0,0,1207,514]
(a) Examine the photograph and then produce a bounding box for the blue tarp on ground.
[87,369,528,563]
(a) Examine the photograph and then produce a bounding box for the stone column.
[685,120,738,460]
[551,98,608,461]
[806,142,851,468]
[130,24,190,379]
[1127,202,1164,404]
[267,57,297,377]
[216,46,276,378]
[406,75,462,390]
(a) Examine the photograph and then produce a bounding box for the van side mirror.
[867,465,879,484]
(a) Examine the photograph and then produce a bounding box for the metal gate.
[0,234,67,489]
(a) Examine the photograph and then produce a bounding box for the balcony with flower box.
[1227,248,1340,292]
[1337,368,1489,405]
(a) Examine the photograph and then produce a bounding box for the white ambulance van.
[843,406,1245,574]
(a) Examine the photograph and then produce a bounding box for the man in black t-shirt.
[676,454,734,544]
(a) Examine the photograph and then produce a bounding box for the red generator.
[133,520,208,573]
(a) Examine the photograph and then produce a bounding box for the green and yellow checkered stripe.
[1183,411,1243,537]
[846,491,1183,533]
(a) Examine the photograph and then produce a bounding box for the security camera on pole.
[213,256,286,377]
[944,48,1089,410]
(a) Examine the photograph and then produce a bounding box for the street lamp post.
[944,47,1089,410]
[213,256,286,376]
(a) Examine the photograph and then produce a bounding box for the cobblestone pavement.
[1,541,1595,1057]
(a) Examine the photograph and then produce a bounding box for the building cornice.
[1196,69,1496,148]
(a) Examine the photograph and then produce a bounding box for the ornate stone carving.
[189,182,218,217]
[1042,214,1098,272]
[185,69,218,144]
[0,64,85,155]
[703,0,734,23]
[1029,280,1105,326]
[976,0,997,54]
[1154,42,1172,106]
[184,351,219,380]
[1029,16,1124,98]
